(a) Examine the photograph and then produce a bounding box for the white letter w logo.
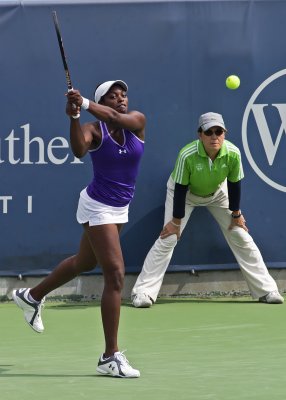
[252,104,286,165]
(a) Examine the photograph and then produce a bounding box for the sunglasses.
[204,128,225,137]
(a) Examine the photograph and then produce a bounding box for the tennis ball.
[226,75,240,90]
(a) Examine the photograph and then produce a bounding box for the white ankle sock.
[28,292,40,304]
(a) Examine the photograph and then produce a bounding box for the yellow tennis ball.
[226,75,240,90]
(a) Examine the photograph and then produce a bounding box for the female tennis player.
[13,80,145,378]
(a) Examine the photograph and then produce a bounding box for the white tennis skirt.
[76,188,129,226]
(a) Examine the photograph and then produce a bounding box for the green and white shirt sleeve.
[171,143,194,185]
[225,142,244,182]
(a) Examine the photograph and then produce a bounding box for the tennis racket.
[52,11,79,116]
[52,11,73,90]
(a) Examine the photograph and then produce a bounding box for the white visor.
[94,80,128,103]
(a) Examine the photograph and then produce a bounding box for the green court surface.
[1,297,285,400]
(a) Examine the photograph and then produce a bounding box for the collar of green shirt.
[197,140,228,159]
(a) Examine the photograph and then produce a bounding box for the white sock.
[28,292,40,304]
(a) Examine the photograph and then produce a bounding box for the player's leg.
[207,191,283,302]
[84,223,140,377]
[12,231,98,332]
[29,231,97,301]
[84,223,124,356]
[132,177,194,306]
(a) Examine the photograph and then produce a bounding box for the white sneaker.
[132,293,153,308]
[96,351,140,378]
[12,288,45,333]
[259,291,284,304]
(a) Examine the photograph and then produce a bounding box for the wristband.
[170,221,181,227]
[81,97,90,110]
[71,113,80,120]
[231,213,242,219]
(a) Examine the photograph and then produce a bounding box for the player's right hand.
[66,89,82,106]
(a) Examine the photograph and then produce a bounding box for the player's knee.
[105,267,125,292]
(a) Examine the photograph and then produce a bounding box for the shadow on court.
[122,298,256,307]
[0,373,100,378]
[156,298,256,304]
[46,303,101,310]
[0,366,14,374]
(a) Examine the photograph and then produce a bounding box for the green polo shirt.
[171,139,244,196]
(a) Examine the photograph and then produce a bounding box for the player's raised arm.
[67,81,146,140]
[65,100,95,158]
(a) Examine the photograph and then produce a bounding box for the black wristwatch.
[231,211,242,219]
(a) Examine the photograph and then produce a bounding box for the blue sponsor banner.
[0,0,286,275]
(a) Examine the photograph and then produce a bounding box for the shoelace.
[116,350,130,366]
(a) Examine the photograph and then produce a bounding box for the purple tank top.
[86,121,144,207]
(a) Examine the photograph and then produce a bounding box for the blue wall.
[1,0,286,275]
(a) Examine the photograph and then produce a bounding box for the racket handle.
[68,88,80,118]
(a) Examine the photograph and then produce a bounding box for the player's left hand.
[66,101,80,118]
[228,214,248,232]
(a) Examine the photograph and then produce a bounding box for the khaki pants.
[132,177,278,301]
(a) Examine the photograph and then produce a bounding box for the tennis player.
[13,80,145,378]
[131,112,284,307]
